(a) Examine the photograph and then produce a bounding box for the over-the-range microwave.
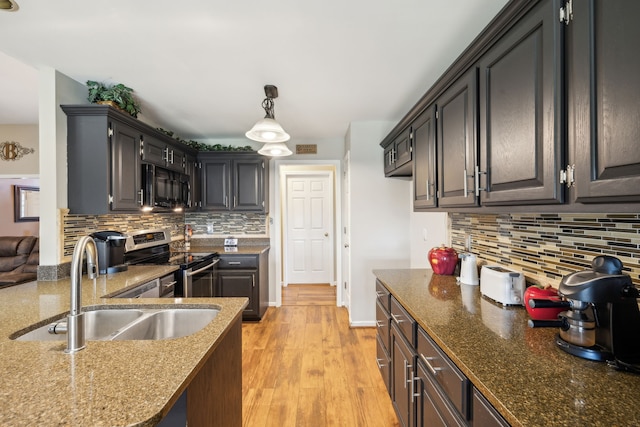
[141,163,191,212]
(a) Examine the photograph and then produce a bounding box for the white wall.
[38,68,86,266]
[346,121,411,326]
[409,185,449,268]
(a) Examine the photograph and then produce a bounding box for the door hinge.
[560,164,575,188]
[108,127,114,137]
[559,0,573,25]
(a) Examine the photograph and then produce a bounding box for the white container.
[459,253,479,285]
[480,265,525,306]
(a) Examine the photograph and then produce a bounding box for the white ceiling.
[0,0,509,142]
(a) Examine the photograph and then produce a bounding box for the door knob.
[344,243,350,248]
[324,232,329,237]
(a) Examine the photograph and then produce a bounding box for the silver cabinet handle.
[376,358,386,369]
[420,354,443,376]
[252,274,255,288]
[375,320,385,328]
[375,291,385,298]
[475,165,487,197]
[186,261,215,277]
[228,261,241,265]
[391,313,405,324]
[169,149,174,164]
[138,189,144,206]
[426,179,430,200]
[463,169,468,197]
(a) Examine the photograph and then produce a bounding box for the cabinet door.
[569,0,640,202]
[167,145,186,173]
[218,271,258,318]
[479,0,564,205]
[202,158,231,210]
[110,120,141,211]
[437,68,479,207]
[415,361,466,427]
[391,323,415,427]
[186,154,201,209]
[472,387,509,427]
[384,128,412,177]
[233,158,265,211]
[141,134,166,167]
[413,105,438,209]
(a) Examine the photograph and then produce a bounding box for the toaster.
[480,265,525,306]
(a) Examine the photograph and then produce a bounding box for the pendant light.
[0,0,19,11]
[246,85,292,156]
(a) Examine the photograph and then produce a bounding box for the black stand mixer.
[529,256,640,372]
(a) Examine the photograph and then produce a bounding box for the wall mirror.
[14,185,39,222]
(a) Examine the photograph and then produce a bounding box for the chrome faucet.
[65,235,99,353]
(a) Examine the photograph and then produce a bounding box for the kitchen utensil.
[479,265,523,303]
[428,245,458,275]
[524,285,566,320]
[531,255,640,368]
[90,230,128,274]
[459,253,479,285]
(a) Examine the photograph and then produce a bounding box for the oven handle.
[185,261,216,277]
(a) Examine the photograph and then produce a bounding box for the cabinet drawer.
[218,255,258,269]
[417,327,469,419]
[416,360,467,427]
[376,334,391,393]
[472,387,509,427]
[375,280,390,312]
[390,296,416,346]
[376,300,391,354]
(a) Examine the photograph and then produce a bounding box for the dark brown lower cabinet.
[378,281,510,426]
[391,323,416,427]
[216,251,269,321]
[415,360,466,427]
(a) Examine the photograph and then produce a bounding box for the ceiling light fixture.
[246,85,292,157]
[0,0,19,11]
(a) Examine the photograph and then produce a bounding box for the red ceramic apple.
[428,245,458,275]
[524,285,565,320]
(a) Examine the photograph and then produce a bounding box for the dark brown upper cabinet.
[383,127,412,177]
[478,0,564,206]
[413,104,438,210]
[437,68,479,208]
[568,0,640,203]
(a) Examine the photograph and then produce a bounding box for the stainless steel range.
[123,229,218,297]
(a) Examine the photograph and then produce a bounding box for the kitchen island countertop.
[0,265,247,426]
[374,269,640,427]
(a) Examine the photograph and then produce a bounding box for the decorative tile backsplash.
[62,211,267,258]
[63,212,185,257]
[184,212,267,236]
[449,213,640,287]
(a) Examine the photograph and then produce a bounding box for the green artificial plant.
[86,80,142,118]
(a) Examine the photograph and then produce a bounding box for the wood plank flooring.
[242,284,400,427]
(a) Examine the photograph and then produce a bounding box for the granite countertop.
[0,266,247,426]
[373,269,640,427]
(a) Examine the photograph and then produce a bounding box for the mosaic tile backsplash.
[449,213,640,287]
[62,211,267,258]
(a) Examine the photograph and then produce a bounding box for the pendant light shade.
[0,0,19,11]
[245,117,290,143]
[246,85,292,156]
[258,141,293,157]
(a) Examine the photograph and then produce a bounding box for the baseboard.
[349,320,375,328]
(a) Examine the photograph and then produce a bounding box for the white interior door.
[286,173,334,284]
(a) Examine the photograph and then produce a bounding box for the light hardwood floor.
[242,284,400,427]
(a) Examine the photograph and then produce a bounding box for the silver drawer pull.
[227,261,241,265]
[421,354,443,376]
[391,313,405,323]
[376,358,386,369]
[375,320,385,328]
[375,291,385,298]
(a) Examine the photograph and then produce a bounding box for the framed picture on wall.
[14,185,39,222]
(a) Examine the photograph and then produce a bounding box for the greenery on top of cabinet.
[156,128,254,152]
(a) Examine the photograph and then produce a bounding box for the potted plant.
[86,80,142,118]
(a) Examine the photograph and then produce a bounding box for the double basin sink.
[13,306,220,342]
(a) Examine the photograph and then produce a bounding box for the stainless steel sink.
[110,309,220,340]
[13,307,219,342]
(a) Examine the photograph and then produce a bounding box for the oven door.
[181,259,218,297]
